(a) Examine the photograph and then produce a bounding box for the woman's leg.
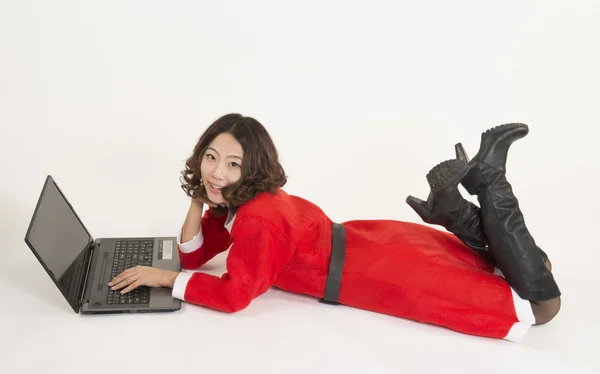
[405,159,550,267]
[456,123,561,325]
[405,159,493,263]
[529,257,560,325]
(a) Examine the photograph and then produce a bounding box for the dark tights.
[531,259,561,325]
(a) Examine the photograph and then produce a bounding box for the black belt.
[320,222,346,305]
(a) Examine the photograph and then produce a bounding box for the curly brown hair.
[180,113,287,211]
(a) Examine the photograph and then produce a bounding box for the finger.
[108,273,125,287]
[111,273,137,291]
[108,266,137,286]
[113,278,135,292]
[121,280,141,294]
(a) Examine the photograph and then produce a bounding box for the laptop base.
[79,237,182,314]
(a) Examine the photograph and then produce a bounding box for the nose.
[210,162,226,180]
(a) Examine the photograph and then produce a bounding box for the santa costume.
[171,124,561,342]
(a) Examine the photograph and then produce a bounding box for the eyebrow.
[206,146,243,160]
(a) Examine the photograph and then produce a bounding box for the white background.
[1,0,599,372]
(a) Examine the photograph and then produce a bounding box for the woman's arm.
[110,215,293,299]
[177,201,232,269]
[181,200,205,244]
[172,216,296,313]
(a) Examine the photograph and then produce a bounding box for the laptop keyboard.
[107,240,154,305]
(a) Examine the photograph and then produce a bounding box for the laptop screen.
[25,176,93,311]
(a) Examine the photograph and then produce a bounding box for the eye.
[229,162,240,168]
[205,153,216,160]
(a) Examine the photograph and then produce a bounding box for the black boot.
[406,159,495,264]
[455,123,560,301]
[454,126,549,264]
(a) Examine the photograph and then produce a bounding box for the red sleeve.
[178,208,232,269]
[176,216,295,313]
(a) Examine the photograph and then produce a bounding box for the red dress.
[173,188,534,342]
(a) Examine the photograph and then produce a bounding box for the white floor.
[1,238,598,373]
[2,1,599,372]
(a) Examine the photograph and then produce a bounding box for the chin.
[207,193,224,204]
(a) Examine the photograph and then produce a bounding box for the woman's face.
[200,132,244,205]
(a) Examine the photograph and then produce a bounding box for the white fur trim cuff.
[177,226,204,253]
[172,272,194,301]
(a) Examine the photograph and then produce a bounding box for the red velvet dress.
[173,188,534,342]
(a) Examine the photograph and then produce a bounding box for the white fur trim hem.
[494,268,536,343]
[504,287,536,342]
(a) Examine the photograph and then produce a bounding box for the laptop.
[24,175,182,314]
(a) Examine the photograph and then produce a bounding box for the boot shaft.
[475,167,560,301]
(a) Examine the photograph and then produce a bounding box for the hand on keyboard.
[108,265,179,295]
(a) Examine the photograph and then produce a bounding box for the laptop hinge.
[78,240,96,306]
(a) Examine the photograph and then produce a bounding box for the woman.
[108,114,561,342]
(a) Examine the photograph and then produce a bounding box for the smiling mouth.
[209,184,223,193]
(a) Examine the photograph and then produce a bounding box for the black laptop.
[24,175,182,314]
